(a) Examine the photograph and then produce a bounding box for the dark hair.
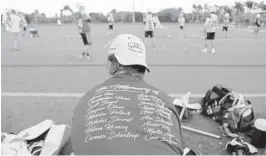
[108,54,146,74]
[125,65,146,73]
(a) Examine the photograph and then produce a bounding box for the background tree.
[60,5,75,23]
[234,2,245,24]
[245,0,254,24]
[192,4,200,22]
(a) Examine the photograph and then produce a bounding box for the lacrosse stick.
[173,92,201,120]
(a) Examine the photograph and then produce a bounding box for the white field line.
[1,92,266,98]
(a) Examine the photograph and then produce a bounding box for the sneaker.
[79,52,85,59]
[201,49,207,53]
[86,53,90,60]
[212,48,216,54]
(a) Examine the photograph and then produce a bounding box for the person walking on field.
[77,12,92,60]
[7,10,22,51]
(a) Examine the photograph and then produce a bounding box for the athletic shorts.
[80,33,91,45]
[254,26,260,32]
[223,26,228,31]
[206,32,215,40]
[109,25,113,30]
[23,27,26,31]
[145,31,154,38]
[180,26,184,29]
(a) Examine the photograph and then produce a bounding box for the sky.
[1,0,265,17]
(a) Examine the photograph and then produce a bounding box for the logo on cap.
[128,42,143,53]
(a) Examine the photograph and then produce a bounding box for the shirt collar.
[112,74,143,81]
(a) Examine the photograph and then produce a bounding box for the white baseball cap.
[210,7,216,13]
[108,34,150,72]
[225,13,230,17]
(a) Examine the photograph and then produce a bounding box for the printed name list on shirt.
[84,84,178,145]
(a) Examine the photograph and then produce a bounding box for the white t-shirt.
[204,13,218,33]
[144,14,154,31]
[178,17,185,26]
[108,16,114,25]
[8,14,21,33]
[21,16,27,27]
[223,17,230,27]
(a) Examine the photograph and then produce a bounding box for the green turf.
[1,23,266,154]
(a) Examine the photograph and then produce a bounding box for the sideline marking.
[1,92,266,98]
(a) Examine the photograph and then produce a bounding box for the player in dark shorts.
[109,24,113,30]
[145,31,153,38]
[254,14,263,39]
[223,13,230,38]
[178,14,185,37]
[222,26,228,31]
[202,9,218,54]
[144,12,156,51]
[78,13,92,60]
[206,32,215,40]
[108,14,114,34]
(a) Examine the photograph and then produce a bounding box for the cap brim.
[114,54,150,72]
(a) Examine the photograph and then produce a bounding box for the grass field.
[1,23,266,154]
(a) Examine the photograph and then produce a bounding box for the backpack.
[201,85,233,124]
[201,85,255,133]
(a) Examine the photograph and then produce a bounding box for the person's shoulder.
[142,81,173,104]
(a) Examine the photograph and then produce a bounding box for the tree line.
[21,1,266,25]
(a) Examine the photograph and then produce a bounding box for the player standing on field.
[178,13,185,37]
[7,10,22,51]
[254,14,263,39]
[223,13,230,38]
[21,14,27,36]
[201,8,218,54]
[108,14,115,34]
[144,11,156,51]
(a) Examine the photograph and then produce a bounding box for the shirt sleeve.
[204,18,209,26]
[77,19,82,28]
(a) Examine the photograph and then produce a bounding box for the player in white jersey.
[178,13,185,37]
[108,14,115,34]
[254,14,263,39]
[7,10,22,51]
[20,14,27,36]
[202,8,218,54]
[144,12,156,51]
[57,19,61,27]
[223,13,230,38]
